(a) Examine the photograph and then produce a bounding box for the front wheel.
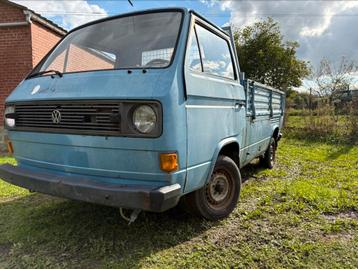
[182,155,241,220]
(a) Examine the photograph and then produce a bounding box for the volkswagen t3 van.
[1,8,285,220]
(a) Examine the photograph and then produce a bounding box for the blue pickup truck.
[1,8,285,221]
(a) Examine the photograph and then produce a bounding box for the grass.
[0,136,357,268]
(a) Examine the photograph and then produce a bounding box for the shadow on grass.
[0,193,216,268]
[284,127,358,160]
[240,161,266,183]
[326,144,355,160]
[326,133,358,160]
[285,127,358,144]
[0,160,269,267]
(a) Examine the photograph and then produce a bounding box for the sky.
[12,0,358,88]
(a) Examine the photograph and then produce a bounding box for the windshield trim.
[26,8,185,80]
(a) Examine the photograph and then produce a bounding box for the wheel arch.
[272,126,280,141]
[205,137,240,184]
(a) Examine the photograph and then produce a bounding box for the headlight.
[4,106,15,128]
[132,105,157,134]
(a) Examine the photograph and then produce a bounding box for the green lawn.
[0,138,357,269]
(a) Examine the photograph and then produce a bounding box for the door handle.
[235,100,246,109]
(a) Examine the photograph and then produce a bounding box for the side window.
[186,29,202,72]
[195,24,235,80]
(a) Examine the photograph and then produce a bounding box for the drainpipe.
[23,10,33,24]
[0,10,32,28]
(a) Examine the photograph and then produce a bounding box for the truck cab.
[1,8,285,220]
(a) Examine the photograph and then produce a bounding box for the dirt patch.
[322,233,354,242]
[323,211,358,221]
[0,243,11,258]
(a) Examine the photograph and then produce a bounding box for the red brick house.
[0,0,66,141]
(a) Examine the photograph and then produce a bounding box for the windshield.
[35,11,182,75]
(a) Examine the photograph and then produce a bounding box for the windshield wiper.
[27,70,63,79]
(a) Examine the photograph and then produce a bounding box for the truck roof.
[67,7,229,39]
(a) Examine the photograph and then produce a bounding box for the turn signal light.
[160,153,178,172]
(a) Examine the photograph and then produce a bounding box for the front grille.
[14,101,121,136]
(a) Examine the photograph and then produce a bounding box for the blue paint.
[4,8,285,210]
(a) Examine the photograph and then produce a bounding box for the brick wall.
[31,21,62,67]
[65,44,115,72]
[45,44,115,73]
[0,25,32,111]
[0,1,25,23]
[0,3,64,119]
[0,2,32,143]
[0,1,65,150]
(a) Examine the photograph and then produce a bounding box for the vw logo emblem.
[51,110,61,124]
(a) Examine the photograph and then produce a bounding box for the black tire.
[261,137,277,169]
[181,155,241,221]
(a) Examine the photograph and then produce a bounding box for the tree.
[309,57,358,138]
[313,57,357,98]
[286,90,311,110]
[235,18,310,92]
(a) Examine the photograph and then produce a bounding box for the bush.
[304,105,337,136]
[347,101,358,137]
[285,103,357,144]
[287,109,311,116]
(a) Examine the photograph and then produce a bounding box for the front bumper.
[0,164,181,212]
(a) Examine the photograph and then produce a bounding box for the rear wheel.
[182,155,241,220]
[261,137,277,169]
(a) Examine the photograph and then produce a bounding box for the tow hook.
[119,208,142,225]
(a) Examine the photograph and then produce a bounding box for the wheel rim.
[206,170,234,210]
[270,141,276,163]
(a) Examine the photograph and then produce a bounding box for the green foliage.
[235,18,311,91]
[0,133,357,268]
[286,89,315,110]
[286,106,358,144]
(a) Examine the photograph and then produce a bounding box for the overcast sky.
[221,0,358,68]
[13,0,358,74]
